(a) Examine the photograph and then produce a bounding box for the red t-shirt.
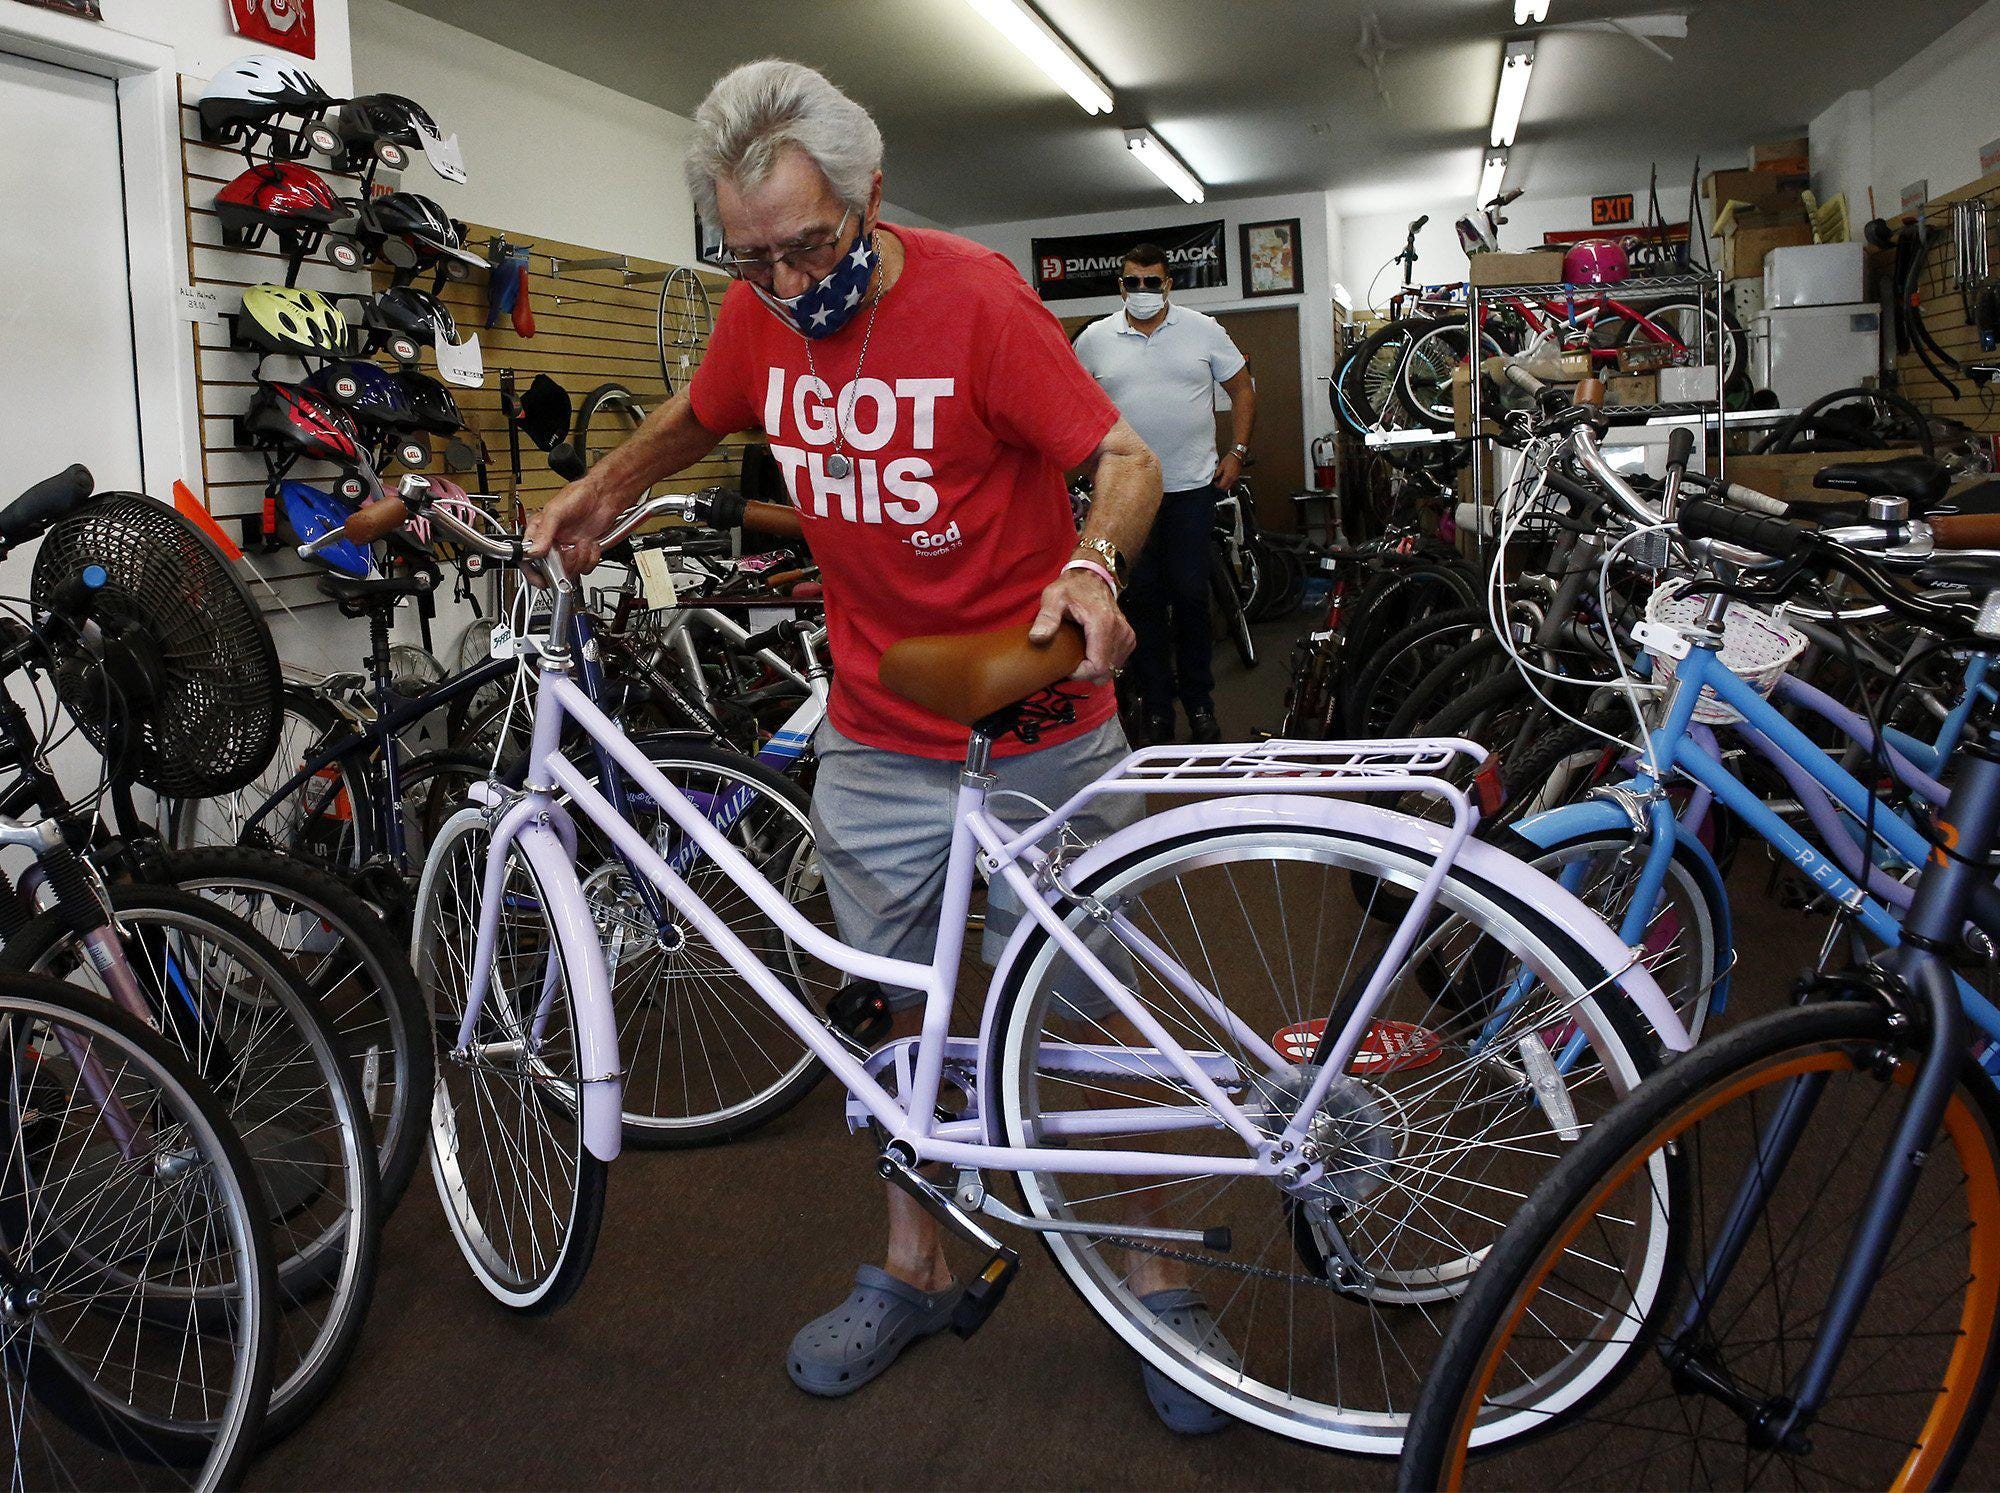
[688,225,1119,759]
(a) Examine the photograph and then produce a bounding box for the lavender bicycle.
[320,478,1687,1450]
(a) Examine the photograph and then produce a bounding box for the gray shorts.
[809,718,1139,1012]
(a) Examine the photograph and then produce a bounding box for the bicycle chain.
[1097,1232,1351,1295]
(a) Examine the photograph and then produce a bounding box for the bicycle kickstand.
[877,1143,1020,1340]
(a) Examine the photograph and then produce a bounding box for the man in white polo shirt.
[1074,242,1256,744]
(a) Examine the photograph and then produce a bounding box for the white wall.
[1806,0,2000,216]
[959,190,1340,474]
[98,0,353,93]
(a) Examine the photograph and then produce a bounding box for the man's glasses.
[1121,274,1168,290]
[716,209,853,286]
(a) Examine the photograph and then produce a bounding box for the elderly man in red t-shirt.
[529,62,1235,1432]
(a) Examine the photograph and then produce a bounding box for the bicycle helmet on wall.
[395,370,467,436]
[308,361,423,431]
[215,162,346,262]
[280,480,372,579]
[336,93,445,173]
[197,55,343,161]
[352,193,483,279]
[240,380,364,467]
[236,284,351,359]
[1562,237,1631,286]
[364,287,459,363]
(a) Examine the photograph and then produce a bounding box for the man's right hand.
[524,477,626,580]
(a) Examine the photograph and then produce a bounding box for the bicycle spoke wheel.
[1,889,379,1443]
[171,688,371,871]
[1402,1001,2000,1489]
[417,808,606,1312]
[989,818,1656,1453]
[0,976,273,1488]
[567,743,840,1146]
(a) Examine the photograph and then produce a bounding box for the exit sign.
[1591,193,1636,227]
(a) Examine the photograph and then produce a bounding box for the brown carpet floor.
[250,615,2000,1489]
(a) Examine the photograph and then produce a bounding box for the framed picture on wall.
[1240,218,1303,298]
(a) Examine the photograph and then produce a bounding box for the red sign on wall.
[228,0,315,59]
[1591,193,1636,227]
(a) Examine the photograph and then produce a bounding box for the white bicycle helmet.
[197,54,342,160]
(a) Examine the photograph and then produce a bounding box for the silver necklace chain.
[801,267,885,479]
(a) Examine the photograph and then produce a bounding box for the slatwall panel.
[1892,170,2000,437]
[426,224,741,516]
[177,77,739,614]
[179,78,374,612]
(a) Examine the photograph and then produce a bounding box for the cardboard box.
[1450,364,1500,438]
[1659,365,1721,403]
[1724,448,1916,505]
[1704,168,1809,225]
[1606,374,1659,407]
[1752,137,1810,174]
[1722,222,1815,280]
[1468,250,1565,287]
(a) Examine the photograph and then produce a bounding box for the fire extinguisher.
[1312,434,1339,490]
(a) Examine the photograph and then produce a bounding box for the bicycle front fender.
[1513,794,1733,1019]
[975,792,1686,1137]
[495,801,623,1162]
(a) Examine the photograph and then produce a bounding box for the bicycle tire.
[1340,320,1422,431]
[0,887,381,1445]
[988,813,1659,1453]
[1343,606,1492,738]
[1400,1000,2000,1488]
[1210,550,1258,669]
[1397,320,1505,433]
[159,844,434,1215]
[417,807,608,1313]
[0,973,276,1488]
[1608,296,1746,391]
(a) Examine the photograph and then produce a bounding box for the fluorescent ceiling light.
[1477,150,1509,206]
[1125,128,1205,203]
[963,0,1113,115]
[1515,0,1550,22]
[1490,40,1536,147]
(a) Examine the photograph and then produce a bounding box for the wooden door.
[1059,305,1304,532]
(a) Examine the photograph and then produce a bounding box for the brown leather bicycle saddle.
[878,622,1086,727]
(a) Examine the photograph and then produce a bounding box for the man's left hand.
[1029,570,1134,682]
[1214,454,1244,490]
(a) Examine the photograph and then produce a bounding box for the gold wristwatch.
[1074,536,1129,591]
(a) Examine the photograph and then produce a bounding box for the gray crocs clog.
[787,1264,963,1398]
[1137,1287,1242,1434]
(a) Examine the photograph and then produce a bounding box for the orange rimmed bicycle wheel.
[1400,1000,2000,1491]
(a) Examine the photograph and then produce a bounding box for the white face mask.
[1125,290,1166,320]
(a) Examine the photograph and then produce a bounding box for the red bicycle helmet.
[240,380,364,467]
[215,162,346,256]
[1562,237,1630,286]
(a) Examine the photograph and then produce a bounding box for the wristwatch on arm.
[1063,535,1129,597]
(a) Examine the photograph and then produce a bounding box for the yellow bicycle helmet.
[237,284,351,358]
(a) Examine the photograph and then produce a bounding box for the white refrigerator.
[1753,305,1883,408]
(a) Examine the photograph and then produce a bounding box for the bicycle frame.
[453,595,1681,1173]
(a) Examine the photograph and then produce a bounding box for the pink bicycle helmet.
[1562,238,1630,286]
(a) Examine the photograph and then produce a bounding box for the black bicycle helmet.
[353,192,483,276]
[394,370,467,437]
[197,55,342,160]
[365,287,458,362]
[336,93,444,171]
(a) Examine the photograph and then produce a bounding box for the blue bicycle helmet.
[308,361,423,432]
[280,480,372,578]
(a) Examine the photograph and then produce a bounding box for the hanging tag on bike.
[488,623,518,660]
[635,548,677,610]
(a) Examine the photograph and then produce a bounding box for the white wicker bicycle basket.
[1643,582,1807,725]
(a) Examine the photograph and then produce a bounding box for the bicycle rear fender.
[974,793,1685,1141]
[493,798,624,1162]
[1513,795,1733,1017]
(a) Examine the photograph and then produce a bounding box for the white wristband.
[1062,557,1119,597]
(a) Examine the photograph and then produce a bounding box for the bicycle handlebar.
[1930,512,2000,550]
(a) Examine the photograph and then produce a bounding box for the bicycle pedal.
[829,979,893,1047]
[951,1246,1021,1340]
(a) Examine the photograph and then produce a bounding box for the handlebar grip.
[743,500,804,540]
[1500,361,1545,395]
[1721,480,1788,517]
[549,443,588,483]
[1666,427,1694,472]
[344,497,409,544]
[1572,378,1607,410]
[1679,499,1811,559]
[1930,512,2000,550]
[0,464,94,545]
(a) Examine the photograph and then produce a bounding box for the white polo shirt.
[1073,304,1246,491]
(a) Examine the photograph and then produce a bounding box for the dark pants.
[1124,484,1216,715]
